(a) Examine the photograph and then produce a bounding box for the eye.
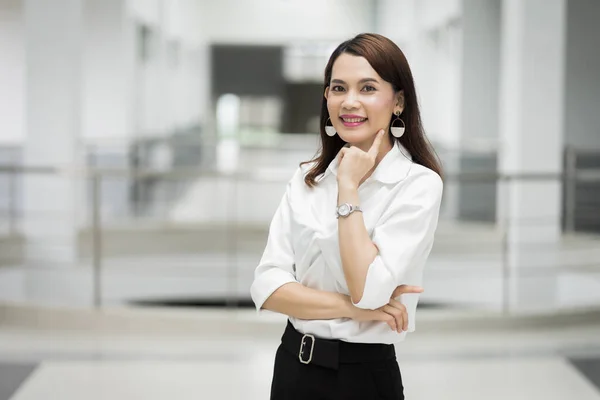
[362,85,376,92]
[330,85,345,92]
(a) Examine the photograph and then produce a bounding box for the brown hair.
[300,33,443,187]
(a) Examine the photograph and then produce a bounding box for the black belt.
[280,320,395,370]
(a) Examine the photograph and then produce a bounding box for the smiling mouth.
[340,117,367,123]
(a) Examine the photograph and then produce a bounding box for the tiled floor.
[5,357,600,400]
[1,313,600,400]
[3,356,600,400]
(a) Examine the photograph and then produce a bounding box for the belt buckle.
[298,333,315,364]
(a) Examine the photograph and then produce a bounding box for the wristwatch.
[336,203,362,218]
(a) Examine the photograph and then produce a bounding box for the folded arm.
[338,172,443,310]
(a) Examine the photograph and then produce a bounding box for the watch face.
[338,203,351,216]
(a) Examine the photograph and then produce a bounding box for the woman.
[250,33,443,399]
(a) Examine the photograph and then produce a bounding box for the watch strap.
[349,204,362,213]
[336,203,362,218]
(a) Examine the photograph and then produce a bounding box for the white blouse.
[250,142,443,344]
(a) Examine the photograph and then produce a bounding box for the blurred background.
[0,0,599,399]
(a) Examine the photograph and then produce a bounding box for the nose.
[341,89,360,110]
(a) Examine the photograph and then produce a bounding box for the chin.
[338,130,372,145]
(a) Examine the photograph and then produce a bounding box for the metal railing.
[1,159,600,314]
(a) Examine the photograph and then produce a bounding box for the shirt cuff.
[250,267,297,314]
[351,255,397,310]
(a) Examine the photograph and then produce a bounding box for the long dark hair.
[301,33,442,187]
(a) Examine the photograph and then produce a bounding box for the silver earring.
[325,117,336,137]
[390,112,405,138]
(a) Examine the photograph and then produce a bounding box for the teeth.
[342,118,366,123]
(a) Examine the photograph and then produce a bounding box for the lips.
[341,117,366,123]
[339,115,367,127]
[340,114,367,122]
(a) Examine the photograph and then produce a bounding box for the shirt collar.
[323,141,413,184]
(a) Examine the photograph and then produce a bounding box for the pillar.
[23,0,85,264]
[498,0,566,311]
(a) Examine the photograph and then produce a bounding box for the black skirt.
[270,321,404,400]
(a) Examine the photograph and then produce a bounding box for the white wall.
[199,0,372,44]
[128,0,375,138]
[2,0,376,146]
[127,0,160,26]
[417,0,461,31]
[413,1,462,148]
[163,0,207,131]
[82,0,133,143]
[459,0,501,144]
[377,0,415,45]
[127,0,206,139]
[0,0,24,145]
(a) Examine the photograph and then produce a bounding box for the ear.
[395,91,405,114]
[324,87,330,100]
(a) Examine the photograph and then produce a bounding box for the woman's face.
[325,53,403,149]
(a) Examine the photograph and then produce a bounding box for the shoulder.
[291,160,323,186]
[298,160,317,177]
[407,163,443,191]
[395,163,443,205]
[287,162,315,192]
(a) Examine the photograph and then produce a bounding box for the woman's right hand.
[349,285,423,333]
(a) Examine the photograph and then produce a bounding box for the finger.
[386,317,395,331]
[367,129,385,158]
[377,308,397,332]
[337,147,347,163]
[392,285,424,298]
[367,129,385,159]
[383,313,396,331]
[389,299,408,331]
[383,305,403,334]
[391,302,407,333]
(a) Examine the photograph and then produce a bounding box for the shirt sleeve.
[250,172,298,313]
[352,172,443,310]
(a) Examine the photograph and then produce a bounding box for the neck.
[358,136,394,184]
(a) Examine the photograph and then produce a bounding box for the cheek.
[327,98,341,115]
[364,95,395,112]
[363,97,395,125]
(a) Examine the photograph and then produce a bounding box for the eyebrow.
[330,78,379,85]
